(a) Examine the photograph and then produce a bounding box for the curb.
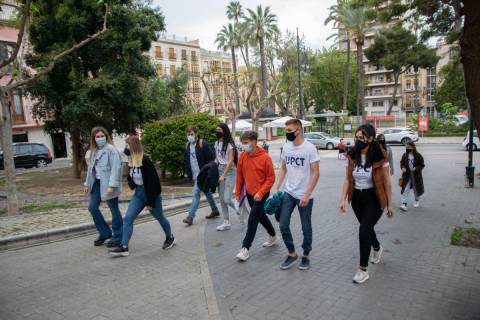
[0,198,213,251]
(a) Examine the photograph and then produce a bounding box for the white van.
[462,130,479,151]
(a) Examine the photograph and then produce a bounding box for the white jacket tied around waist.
[84,143,123,201]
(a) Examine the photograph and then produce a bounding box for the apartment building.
[0,0,70,158]
[200,49,234,117]
[149,34,203,111]
[337,1,455,118]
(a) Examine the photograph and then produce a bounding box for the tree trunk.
[0,91,19,215]
[460,0,480,134]
[259,37,269,111]
[231,47,240,115]
[70,129,82,179]
[387,72,400,115]
[343,31,351,111]
[356,41,365,122]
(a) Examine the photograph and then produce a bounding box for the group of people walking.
[84,120,425,284]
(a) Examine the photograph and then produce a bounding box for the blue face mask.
[95,136,107,147]
[187,135,196,143]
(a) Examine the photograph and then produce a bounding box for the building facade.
[0,1,71,158]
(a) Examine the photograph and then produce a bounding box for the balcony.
[223,68,232,73]
[191,71,200,77]
[191,88,201,94]
[191,55,198,62]
[168,54,177,61]
[365,93,394,99]
[181,55,188,61]
[367,81,396,87]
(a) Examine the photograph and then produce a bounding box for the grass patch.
[451,226,480,248]
[21,203,70,214]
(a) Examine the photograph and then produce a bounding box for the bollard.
[465,166,475,188]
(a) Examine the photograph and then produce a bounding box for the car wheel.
[36,159,48,168]
[401,137,411,145]
[466,143,478,151]
[326,143,334,150]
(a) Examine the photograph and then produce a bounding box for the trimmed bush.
[142,113,219,177]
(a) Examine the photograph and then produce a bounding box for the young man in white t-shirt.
[272,119,320,270]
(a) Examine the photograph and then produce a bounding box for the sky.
[152,0,338,52]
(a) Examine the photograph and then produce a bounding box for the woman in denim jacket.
[84,127,123,247]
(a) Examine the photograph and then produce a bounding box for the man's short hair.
[285,118,303,129]
[186,125,198,133]
[240,130,258,142]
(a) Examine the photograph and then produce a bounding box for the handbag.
[398,177,403,187]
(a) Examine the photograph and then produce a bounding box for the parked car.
[0,143,53,170]
[462,130,479,151]
[378,127,419,145]
[305,132,341,150]
[454,115,469,126]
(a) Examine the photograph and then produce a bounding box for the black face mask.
[124,148,131,156]
[216,132,223,139]
[355,139,368,150]
[406,149,412,153]
[378,140,386,146]
[286,131,296,142]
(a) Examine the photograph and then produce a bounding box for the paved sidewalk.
[0,207,220,320]
[204,144,480,320]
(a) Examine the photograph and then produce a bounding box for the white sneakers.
[262,235,279,247]
[400,204,408,212]
[216,221,231,231]
[413,201,420,208]
[371,246,383,264]
[353,269,370,284]
[236,248,249,261]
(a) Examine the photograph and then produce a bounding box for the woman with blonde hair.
[109,135,175,257]
[84,127,123,247]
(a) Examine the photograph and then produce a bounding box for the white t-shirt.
[129,167,144,186]
[189,143,200,180]
[93,148,107,180]
[351,154,389,190]
[214,141,233,165]
[407,153,415,170]
[281,140,320,199]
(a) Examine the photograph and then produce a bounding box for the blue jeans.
[188,180,219,219]
[121,186,171,247]
[218,164,236,219]
[88,180,123,243]
[279,192,313,256]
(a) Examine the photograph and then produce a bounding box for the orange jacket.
[236,146,275,199]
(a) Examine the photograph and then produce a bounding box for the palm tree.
[226,1,250,67]
[325,0,352,113]
[244,5,279,112]
[344,4,369,121]
[215,23,241,115]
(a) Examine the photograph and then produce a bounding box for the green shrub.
[142,113,219,177]
[451,226,463,245]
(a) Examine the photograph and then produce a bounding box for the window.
[373,89,383,96]
[372,101,384,107]
[374,75,384,83]
[406,80,412,90]
[16,144,33,154]
[168,48,176,60]
[170,65,176,76]
[33,144,48,154]
[191,51,198,61]
[156,64,163,76]
[13,94,23,115]
[181,49,187,60]
[155,46,162,59]
[12,133,28,143]
[393,99,398,106]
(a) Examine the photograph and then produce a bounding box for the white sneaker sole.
[109,251,129,257]
[236,255,249,262]
[353,274,369,284]
[164,238,176,250]
[262,237,279,247]
[216,226,231,231]
[399,206,407,212]
[371,248,383,264]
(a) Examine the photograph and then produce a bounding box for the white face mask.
[241,144,253,153]
[187,135,196,143]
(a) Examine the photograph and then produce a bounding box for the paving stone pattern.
[204,144,480,320]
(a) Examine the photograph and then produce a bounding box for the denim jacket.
[84,144,123,201]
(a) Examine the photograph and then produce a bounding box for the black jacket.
[127,155,162,208]
[197,161,219,193]
[184,139,215,181]
[400,152,425,196]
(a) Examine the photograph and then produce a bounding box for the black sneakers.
[106,240,120,248]
[109,246,129,257]
[94,236,111,246]
[205,210,220,219]
[163,235,176,250]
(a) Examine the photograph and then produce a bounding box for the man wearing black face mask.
[273,119,320,270]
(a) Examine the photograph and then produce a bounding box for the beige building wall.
[148,34,202,111]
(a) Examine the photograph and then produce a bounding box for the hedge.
[142,113,220,177]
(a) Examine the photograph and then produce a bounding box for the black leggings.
[242,193,276,249]
[351,189,383,268]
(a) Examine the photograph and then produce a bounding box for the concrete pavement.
[0,144,479,320]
